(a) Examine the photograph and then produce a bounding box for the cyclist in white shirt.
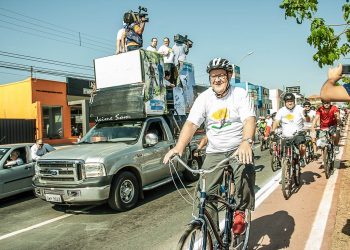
[271,93,306,166]
[164,58,256,236]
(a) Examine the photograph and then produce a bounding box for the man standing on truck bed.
[164,58,256,235]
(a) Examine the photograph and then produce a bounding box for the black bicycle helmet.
[303,101,311,107]
[283,93,295,102]
[206,58,233,74]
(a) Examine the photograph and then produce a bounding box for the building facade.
[269,88,284,114]
[257,86,272,117]
[0,77,91,145]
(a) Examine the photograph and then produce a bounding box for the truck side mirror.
[145,133,158,147]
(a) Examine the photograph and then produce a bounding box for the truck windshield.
[80,121,143,143]
[0,148,10,161]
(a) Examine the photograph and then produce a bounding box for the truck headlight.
[83,163,106,178]
[35,162,40,176]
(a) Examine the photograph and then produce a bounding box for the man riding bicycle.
[163,57,256,236]
[303,101,317,155]
[271,93,306,166]
[311,100,340,156]
[257,116,267,140]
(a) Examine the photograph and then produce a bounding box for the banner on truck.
[177,62,195,113]
[140,50,167,115]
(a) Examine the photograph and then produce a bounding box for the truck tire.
[108,171,139,211]
[184,157,201,182]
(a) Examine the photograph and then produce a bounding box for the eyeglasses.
[304,105,310,108]
[323,102,330,105]
[210,74,228,81]
[38,144,43,146]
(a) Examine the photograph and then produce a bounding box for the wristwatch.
[243,138,253,144]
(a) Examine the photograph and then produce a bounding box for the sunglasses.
[39,144,43,146]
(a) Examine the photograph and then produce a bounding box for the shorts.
[294,134,306,146]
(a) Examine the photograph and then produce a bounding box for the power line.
[0,24,110,53]
[0,60,94,80]
[0,7,115,44]
[0,19,112,51]
[0,50,93,70]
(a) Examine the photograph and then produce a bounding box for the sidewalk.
[330,124,350,249]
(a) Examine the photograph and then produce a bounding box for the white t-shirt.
[158,45,174,63]
[146,46,157,52]
[275,105,305,137]
[304,109,316,129]
[116,28,125,54]
[172,43,188,65]
[187,87,256,153]
[31,144,48,161]
[266,118,273,127]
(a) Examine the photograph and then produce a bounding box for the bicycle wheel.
[323,148,331,179]
[232,209,251,250]
[177,223,213,250]
[270,155,279,172]
[281,159,292,199]
[294,163,301,186]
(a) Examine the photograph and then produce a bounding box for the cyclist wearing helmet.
[257,116,267,141]
[164,57,256,235]
[303,101,316,130]
[271,93,307,165]
[311,100,340,154]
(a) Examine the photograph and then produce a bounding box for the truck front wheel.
[108,172,139,211]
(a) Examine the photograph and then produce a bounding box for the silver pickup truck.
[33,116,202,211]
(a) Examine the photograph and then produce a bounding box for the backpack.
[125,23,143,46]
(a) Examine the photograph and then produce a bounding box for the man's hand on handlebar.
[163,148,182,164]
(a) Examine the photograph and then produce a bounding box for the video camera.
[123,6,149,25]
[174,34,193,48]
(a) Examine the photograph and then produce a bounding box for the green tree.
[280,0,350,68]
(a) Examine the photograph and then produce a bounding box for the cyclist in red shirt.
[312,101,340,154]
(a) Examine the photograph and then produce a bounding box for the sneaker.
[232,210,246,234]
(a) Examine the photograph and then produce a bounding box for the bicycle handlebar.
[170,153,239,175]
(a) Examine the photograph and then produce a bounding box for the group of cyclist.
[163,57,346,248]
[256,94,343,168]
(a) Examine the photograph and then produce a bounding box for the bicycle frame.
[171,155,239,249]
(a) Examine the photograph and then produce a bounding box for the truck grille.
[37,160,83,184]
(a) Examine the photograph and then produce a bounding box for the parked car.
[0,143,55,199]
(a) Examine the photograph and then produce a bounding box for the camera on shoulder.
[123,6,149,25]
[174,34,193,48]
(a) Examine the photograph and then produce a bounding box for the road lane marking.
[304,150,341,249]
[0,205,95,241]
[305,136,345,249]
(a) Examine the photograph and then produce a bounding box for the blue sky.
[0,0,347,96]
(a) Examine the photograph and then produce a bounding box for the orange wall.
[0,78,72,143]
[31,79,71,140]
[0,78,37,118]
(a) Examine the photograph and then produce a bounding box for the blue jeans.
[127,45,141,52]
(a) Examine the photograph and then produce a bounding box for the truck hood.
[39,143,134,162]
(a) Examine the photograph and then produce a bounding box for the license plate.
[45,194,62,203]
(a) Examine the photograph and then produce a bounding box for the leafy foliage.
[280,0,350,68]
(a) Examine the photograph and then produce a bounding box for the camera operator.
[124,9,147,52]
[320,64,350,102]
[172,34,192,67]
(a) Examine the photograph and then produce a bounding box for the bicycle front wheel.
[281,159,292,199]
[323,148,331,179]
[232,209,251,250]
[177,223,213,250]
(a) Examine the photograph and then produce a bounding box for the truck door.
[1,146,35,196]
[140,119,173,184]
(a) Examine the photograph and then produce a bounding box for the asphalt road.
[0,146,277,250]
